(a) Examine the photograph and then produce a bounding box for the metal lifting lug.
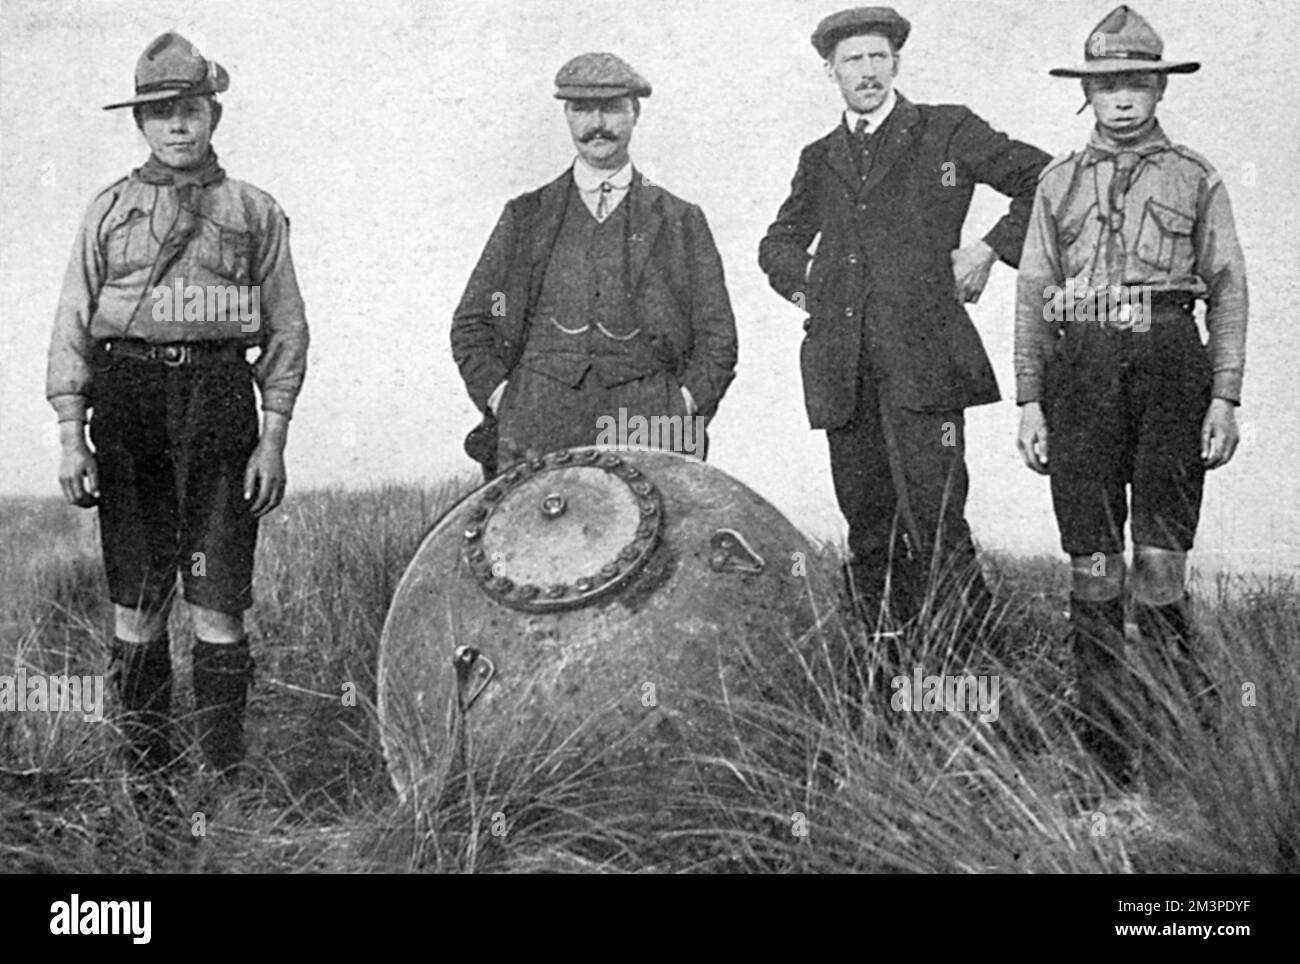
[708,528,767,575]
[452,645,496,713]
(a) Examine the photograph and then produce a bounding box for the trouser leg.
[90,358,182,616]
[828,379,920,625]
[889,405,994,639]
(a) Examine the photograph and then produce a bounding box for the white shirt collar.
[572,156,634,192]
[844,88,897,133]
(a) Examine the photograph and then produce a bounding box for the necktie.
[596,181,612,221]
[853,117,871,176]
[1103,151,1140,284]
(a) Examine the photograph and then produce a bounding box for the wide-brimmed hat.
[811,7,911,59]
[554,52,652,100]
[103,32,229,111]
[1050,5,1199,77]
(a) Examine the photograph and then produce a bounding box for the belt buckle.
[1099,296,1142,332]
[160,345,190,367]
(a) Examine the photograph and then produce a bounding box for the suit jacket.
[758,95,1049,429]
[452,168,738,418]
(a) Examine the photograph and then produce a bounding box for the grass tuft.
[1,485,1295,873]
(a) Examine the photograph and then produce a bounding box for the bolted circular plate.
[460,449,663,612]
[378,445,845,805]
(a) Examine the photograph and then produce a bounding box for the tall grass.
[0,486,1295,873]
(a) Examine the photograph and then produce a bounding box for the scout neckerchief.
[1087,125,1169,287]
[134,148,227,290]
[121,149,226,336]
[1103,150,1140,283]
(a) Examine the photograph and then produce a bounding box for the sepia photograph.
[1,0,1297,907]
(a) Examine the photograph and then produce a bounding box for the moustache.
[856,83,883,92]
[580,130,617,143]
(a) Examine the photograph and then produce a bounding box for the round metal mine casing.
[377,447,835,804]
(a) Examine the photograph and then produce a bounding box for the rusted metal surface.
[377,447,838,804]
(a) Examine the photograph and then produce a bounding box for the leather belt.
[1148,290,1196,313]
[98,339,247,368]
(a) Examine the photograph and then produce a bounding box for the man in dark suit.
[759,8,1049,634]
[452,53,738,475]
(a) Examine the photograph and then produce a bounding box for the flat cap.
[811,7,911,59]
[554,52,652,100]
[1050,5,1199,77]
[104,31,229,111]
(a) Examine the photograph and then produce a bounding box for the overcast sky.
[2,0,1297,574]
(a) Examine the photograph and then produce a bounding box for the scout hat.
[103,31,230,110]
[554,52,652,100]
[811,6,911,59]
[1050,5,1199,77]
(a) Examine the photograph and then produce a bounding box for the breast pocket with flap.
[198,221,256,284]
[103,208,155,279]
[1135,199,1195,273]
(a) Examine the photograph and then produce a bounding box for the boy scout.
[47,33,310,779]
[1014,6,1247,784]
[452,53,738,475]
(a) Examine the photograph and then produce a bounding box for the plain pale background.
[2,0,1297,574]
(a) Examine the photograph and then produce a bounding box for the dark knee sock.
[110,634,175,771]
[1134,594,1196,655]
[1069,595,1133,783]
[192,638,254,774]
[1134,595,1218,711]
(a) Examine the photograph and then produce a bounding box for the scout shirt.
[46,160,309,423]
[1014,123,1248,405]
